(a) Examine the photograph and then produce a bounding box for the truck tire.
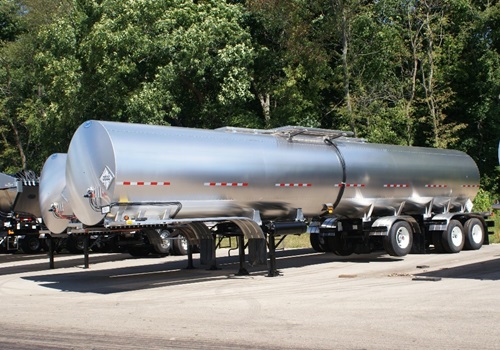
[65,235,86,254]
[441,220,465,253]
[173,233,189,255]
[42,237,64,253]
[326,234,354,256]
[127,245,152,257]
[310,233,326,252]
[91,239,113,253]
[463,218,484,250]
[152,230,172,255]
[383,221,413,257]
[20,236,42,253]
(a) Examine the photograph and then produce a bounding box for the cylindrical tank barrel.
[65,120,480,226]
[333,141,479,217]
[0,173,18,213]
[39,153,73,233]
[1,172,41,218]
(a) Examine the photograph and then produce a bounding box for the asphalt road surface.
[1,244,500,350]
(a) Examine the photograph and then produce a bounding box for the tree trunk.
[258,93,271,126]
[8,118,27,170]
[338,0,356,137]
[405,14,423,146]
[422,8,439,148]
[1,62,27,169]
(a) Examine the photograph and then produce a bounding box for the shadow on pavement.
[0,253,132,276]
[22,249,402,294]
[414,257,500,281]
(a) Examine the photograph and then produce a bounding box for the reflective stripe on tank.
[462,184,480,188]
[117,181,171,186]
[425,184,447,188]
[275,183,312,187]
[204,182,249,187]
[334,183,365,187]
[384,184,409,188]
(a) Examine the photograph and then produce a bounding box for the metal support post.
[83,235,90,269]
[267,233,280,277]
[236,235,249,276]
[48,236,55,269]
[186,244,195,269]
[207,235,220,270]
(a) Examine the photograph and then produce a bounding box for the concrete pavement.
[1,244,499,349]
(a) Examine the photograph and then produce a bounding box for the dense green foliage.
[0,0,499,203]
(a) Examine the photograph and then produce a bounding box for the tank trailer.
[0,171,45,253]
[38,120,492,273]
[40,153,192,257]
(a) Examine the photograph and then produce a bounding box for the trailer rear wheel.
[173,233,189,255]
[152,230,172,255]
[310,233,326,252]
[43,237,64,253]
[383,221,413,257]
[128,245,152,257]
[463,218,484,250]
[65,235,86,254]
[20,236,42,254]
[326,234,354,256]
[441,220,464,253]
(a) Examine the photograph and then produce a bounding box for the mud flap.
[183,222,214,266]
[247,238,267,266]
[410,230,429,254]
[199,237,216,266]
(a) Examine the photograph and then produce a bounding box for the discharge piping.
[324,138,346,210]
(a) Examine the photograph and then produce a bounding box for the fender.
[369,215,422,236]
[427,213,458,231]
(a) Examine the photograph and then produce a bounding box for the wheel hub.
[396,227,410,249]
[451,226,463,246]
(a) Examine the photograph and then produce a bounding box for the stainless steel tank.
[65,120,480,227]
[39,154,73,233]
[0,173,18,214]
[0,171,41,218]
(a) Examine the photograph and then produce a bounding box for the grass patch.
[280,234,311,249]
[489,214,500,243]
[217,234,312,250]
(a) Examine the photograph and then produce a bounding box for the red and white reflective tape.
[462,184,480,188]
[204,182,248,187]
[275,183,312,187]
[335,183,365,188]
[117,181,170,186]
[384,184,409,188]
[425,184,447,188]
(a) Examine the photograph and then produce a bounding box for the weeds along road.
[1,244,500,350]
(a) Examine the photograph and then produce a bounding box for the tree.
[0,0,24,171]
[0,0,73,172]
[0,1,40,171]
[412,0,466,148]
[446,1,500,196]
[325,0,410,144]
[36,0,255,134]
[1,0,499,200]
[246,0,334,128]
